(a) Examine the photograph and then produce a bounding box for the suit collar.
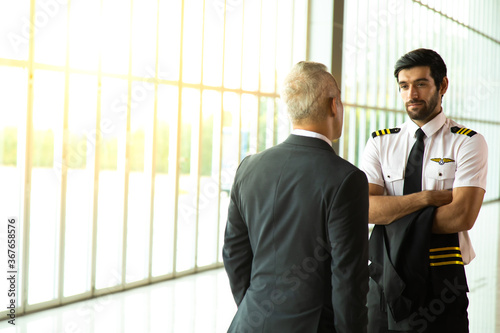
[291,129,332,147]
[284,134,336,153]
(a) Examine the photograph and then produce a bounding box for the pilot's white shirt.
[361,111,488,264]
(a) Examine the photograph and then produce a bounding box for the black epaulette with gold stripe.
[371,128,400,138]
[451,126,477,137]
[429,246,463,267]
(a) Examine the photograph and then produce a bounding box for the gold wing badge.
[430,158,455,165]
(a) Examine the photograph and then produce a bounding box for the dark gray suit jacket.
[223,134,369,333]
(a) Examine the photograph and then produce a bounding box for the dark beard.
[406,90,440,122]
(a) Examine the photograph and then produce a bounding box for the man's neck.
[293,124,332,141]
[413,108,442,128]
[291,129,332,147]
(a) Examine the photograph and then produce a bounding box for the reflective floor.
[0,269,236,333]
[0,200,499,333]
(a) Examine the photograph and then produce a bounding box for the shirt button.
[439,173,443,177]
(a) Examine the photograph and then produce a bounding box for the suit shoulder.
[328,154,366,178]
[343,167,368,187]
[371,127,401,138]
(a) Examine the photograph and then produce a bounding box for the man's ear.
[439,76,449,96]
[330,97,337,118]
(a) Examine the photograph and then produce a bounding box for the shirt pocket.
[425,162,456,190]
[383,168,404,195]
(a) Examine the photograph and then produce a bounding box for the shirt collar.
[406,111,447,138]
[291,129,333,147]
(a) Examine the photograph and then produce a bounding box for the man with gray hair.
[223,61,369,332]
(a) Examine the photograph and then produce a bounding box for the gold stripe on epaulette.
[429,253,463,260]
[430,261,464,267]
[429,247,460,252]
[451,126,477,137]
[459,128,470,135]
[371,128,400,138]
[429,246,463,266]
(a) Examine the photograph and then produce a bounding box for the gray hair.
[280,61,339,125]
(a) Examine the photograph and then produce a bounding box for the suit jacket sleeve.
[328,169,369,333]
[222,161,253,306]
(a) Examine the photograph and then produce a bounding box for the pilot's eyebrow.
[399,78,430,85]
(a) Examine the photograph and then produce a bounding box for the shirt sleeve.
[453,133,488,190]
[361,137,385,187]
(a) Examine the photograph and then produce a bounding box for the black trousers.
[367,274,469,333]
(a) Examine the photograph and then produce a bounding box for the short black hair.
[394,48,447,89]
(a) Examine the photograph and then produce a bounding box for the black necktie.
[403,128,425,195]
